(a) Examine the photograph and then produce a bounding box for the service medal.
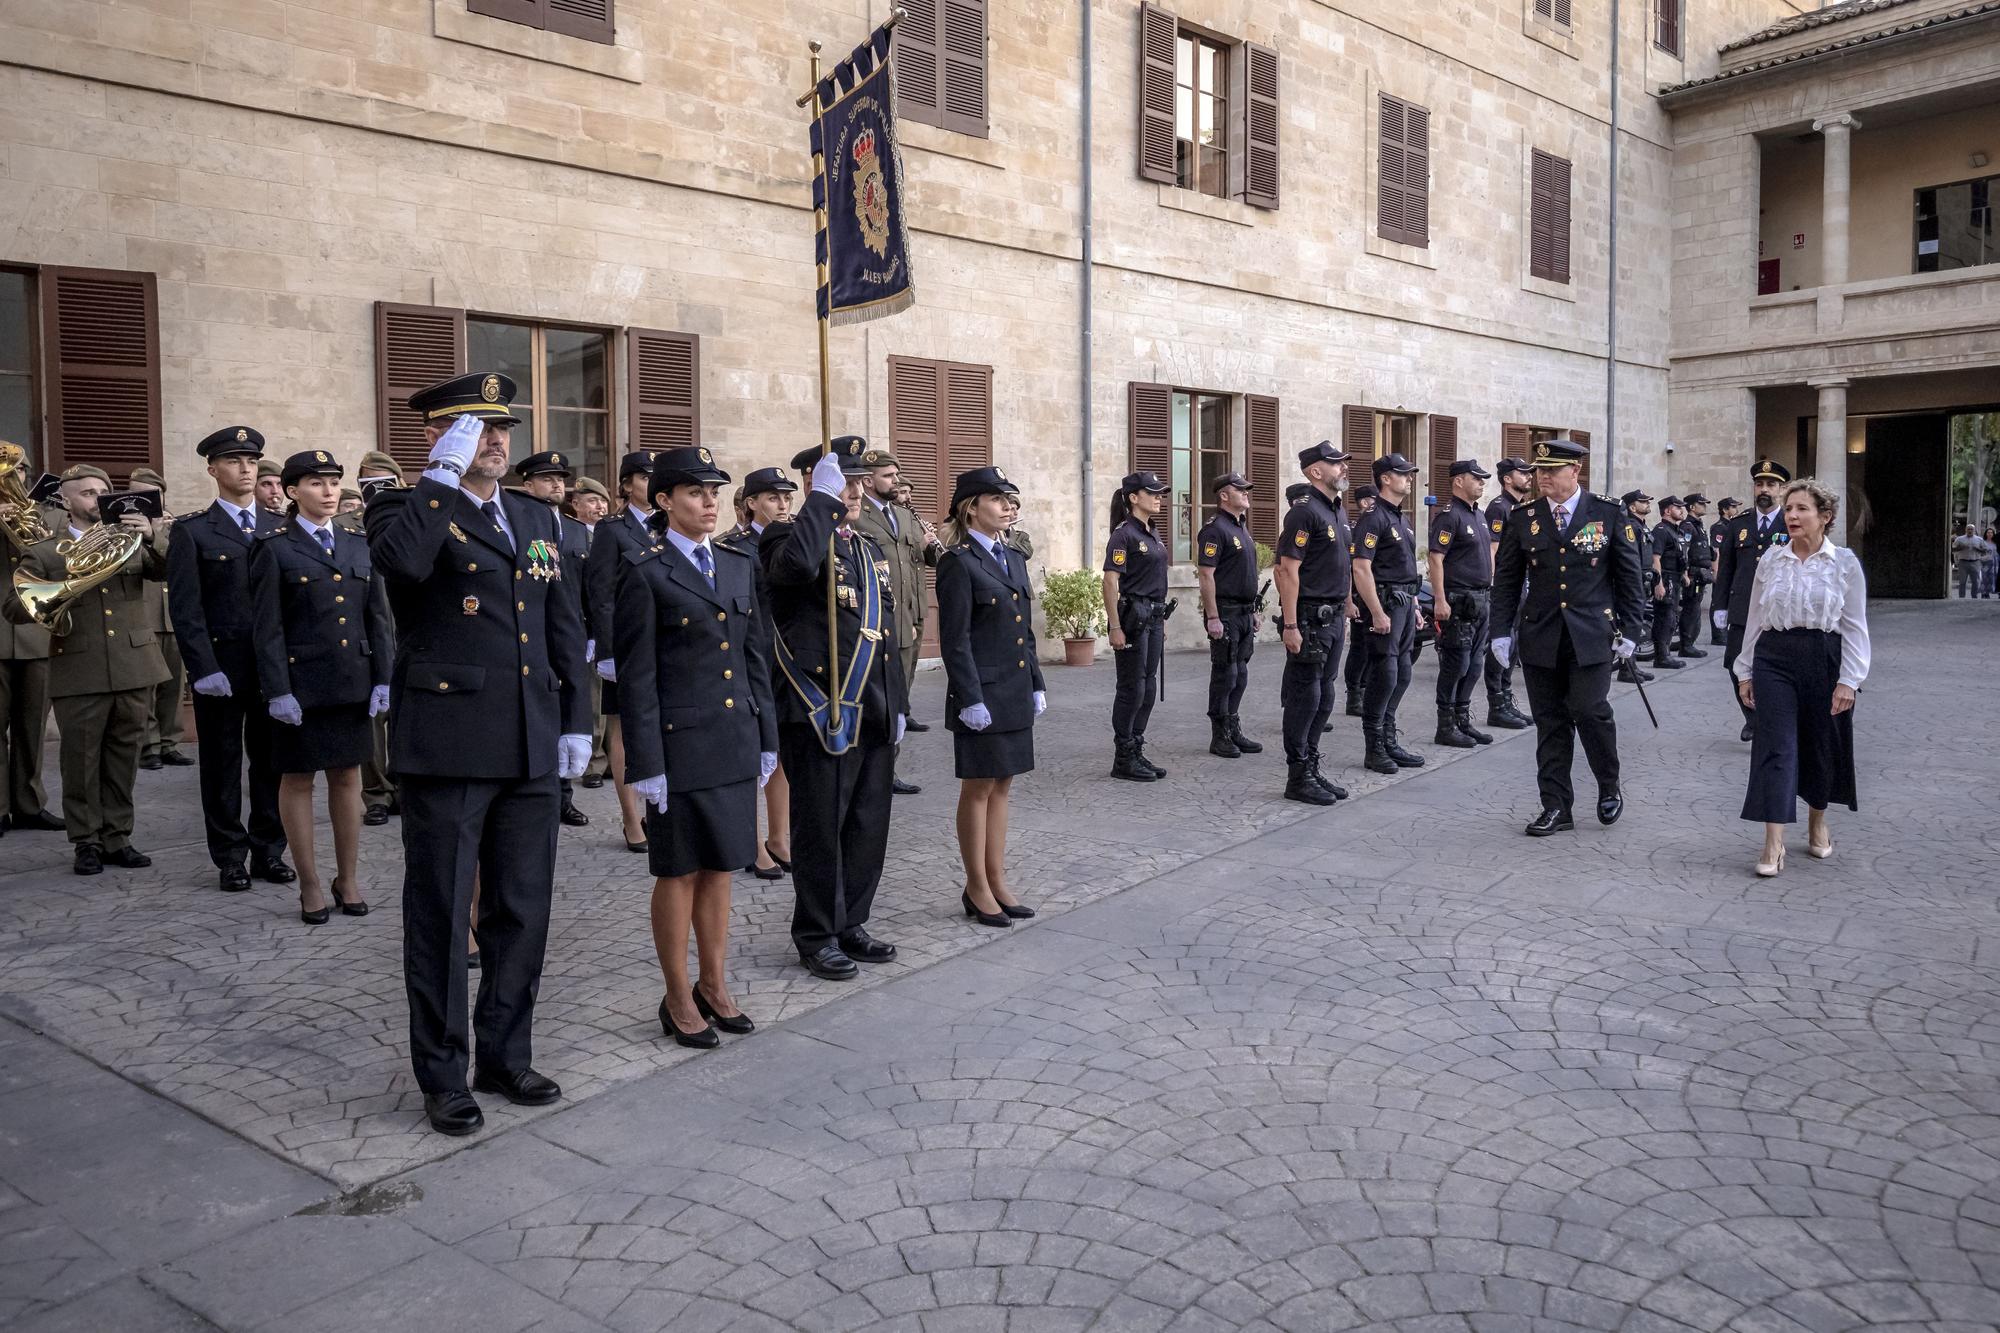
[462,596,480,615]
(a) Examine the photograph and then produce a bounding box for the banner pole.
[807,38,840,750]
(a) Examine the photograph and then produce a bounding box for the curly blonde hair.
[1783,478,1839,525]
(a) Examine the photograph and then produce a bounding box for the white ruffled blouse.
[1734,539,1870,690]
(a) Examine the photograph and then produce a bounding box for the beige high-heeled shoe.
[1756,846,1786,877]
[1806,838,1833,860]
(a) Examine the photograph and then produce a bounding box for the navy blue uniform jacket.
[166,501,282,690]
[249,522,393,708]
[1489,492,1648,670]
[936,538,1045,736]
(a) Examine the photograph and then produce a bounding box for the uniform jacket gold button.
[1018,660,1026,668]
[332,574,342,581]
[723,668,733,679]
[429,500,440,509]
[338,617,347,625]
[724,698,734,708]
[520,633,529,643]
[340,639,348,647]
[439,681,449,690]
[717,611,726,621]
[334,595,344,604]
[719,641,728,651]
[107,629,116,636]
[288,655,296,664]
[522,666,531,676]
[467,564,477,572]
[680,617,689,626]
[517,601,525,611]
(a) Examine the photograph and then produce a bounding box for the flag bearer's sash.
[772,535,883,755]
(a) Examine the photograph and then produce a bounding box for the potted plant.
[1040,568,1105,666]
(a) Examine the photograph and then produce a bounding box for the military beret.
[197,425,264,459]
[256,458,283,479]
[59,463,110,485]
[128,467,167,490]
[280,449,344,488]
[407,370,520,426]
[339,487,363,504]
[573,476,611,501]
[356,450,404,480]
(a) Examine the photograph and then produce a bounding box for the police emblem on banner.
[811,26,916,327]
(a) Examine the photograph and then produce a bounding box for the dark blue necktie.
[991,543,1006,578]
[482,500,512,552]
[693,543,713,585]
[239,511,255,541]
[316,527,333,557]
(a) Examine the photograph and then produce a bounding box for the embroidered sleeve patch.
[1438,531,1451,545]
[1625,524,1635,542]
[1294,531,1308,548]
[1111,549,1127,566]
[1491,520,1503,534]
[1202,542,1217,558]
[1363,533,1378,549]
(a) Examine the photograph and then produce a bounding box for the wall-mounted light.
[1973,151,1992,170]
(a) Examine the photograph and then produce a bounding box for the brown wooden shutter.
[1501,423,1532,464]
[1655,0,1681,54]
[1427,414,1457,505]
[1534,0,1571,23]
[889,356,945,519]
[1342,404,1373,520]
[41,267,160,481]
[1238,43,1279,210]
[627,328,699,451]
[1530,150,1571,284]
[940,0,988,138]
[1128,382,1172,539]
[1571,429,1592,493]
[1555,0,1572,24]
[1377,94,1429,247]
[943,362,993,485]
[894,0,943,129]
[1137,3,1178,185]
[469,0,542,26]
[1245,394,1280,547]
[546,0,613,43]
[374,302,465,477]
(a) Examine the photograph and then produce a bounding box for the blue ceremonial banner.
[811,26,915,327]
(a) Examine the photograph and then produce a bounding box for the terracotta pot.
[1062,636,1096,667]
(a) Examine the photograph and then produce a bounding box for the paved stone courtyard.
[4,599,1999,1331]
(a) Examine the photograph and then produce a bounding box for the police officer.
[1616,489,1659,685]
[1196,471,1263,759]
[1353,452,1425,775]
[588,450,662,852]
[1342,483,1378,718]
[567,475,614,788]
[763,437,908,981]
[1482,459,1535,730]
[1489,437,1648,835]
[1102,471,1172,782]
[1650,495,1691,670]
[854,448,940,791]
[1428,459,1495,749]
[721,466,795,881]
[1709,497,1740,644]
[1274,441,1351,805]
[1716,459,1792,741]
[1677,493,1712,658]
[366,371,590,1137]
[517,449,591,828]
[166,426,292,891]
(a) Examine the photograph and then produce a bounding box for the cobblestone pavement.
[4,599,1999,1331]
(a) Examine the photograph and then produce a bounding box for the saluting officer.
[1342,483,1378,718]
[1273,441,1351,805]
[167,426,292,891]
[587,450,661,853]
[517,449,592,829]
[366,371,590,1138]
[1427,459,1495,749]
[1482,459,1535,730]
[1352,452,1426,775]
[1489,437,1648,836]
[1716,459,1792,741]
[1101,471,1173,782]
[1196,471,1263,759]
[1650,495,1691,670]
[762,437,908,981]
[1677,493,1712,658]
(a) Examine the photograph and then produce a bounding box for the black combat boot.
[1455,705,1493,745]
[1362,722,1398,775]
[1227,716,1262,754]
[1383,720,1425,768]
[1284,759,1337,805]
[1345,694,1364,718]
[1306,749,1348,800]
[1652,645,1686,669]
[1111,738,1156,782]
[1132,736,1168,778]
[1677,641,1708,659]
[1434,706,1476,748]
[1486,693,1528,730]
[1209,717,1241,759]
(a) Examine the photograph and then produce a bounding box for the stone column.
[1812,113,1860,288]
[1811,376,1851,544]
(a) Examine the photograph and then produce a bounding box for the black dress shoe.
[219,864,252,893]
[472,1066,562,1106]
[73,842,103,876]
[139,753,162,771]
[10,809,63,832]
[694,988,755,1035]
[579,774,606,789]
[560,802,590,827]
[330,877,370,916]
[763,840,792,873]
[1597,791,1624,826]
[750,862,785,881]
[891,777,921,795]
[102,845,152,869]
[659,998,718,1048]
[902,718,930,733]
[158,746,195,767]
[1740,721,1755,743]
[838,929,897,963]
[363,804,390,826]
[625,839,649,854]
[800,945,859,980]
[1525,808,1575,837]
[252,856,296,884]
[424,1090,484,1137]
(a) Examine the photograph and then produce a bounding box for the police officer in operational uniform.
[1342,483,1378,718]
[516,449,591,829]
[366,371,590,1137]
[1274,441,1351,805]
[1427,459,1495,749]
[1716,459,1792,741]
[1489,437,1648,835]
[167,426,292,891]
[1482,459,1535,730]
[1709,497,1740,644]
[1650,495,1691,670]
[1677,493,1712,658]
[763,437,908,981]
[6,465,171,875]
[1352,452,1425,775]
[1102,471,1173,782]
[588,450,662,852]
[1616,489,1658,685]
[1196,471,1263,759]
[853,448,940,792]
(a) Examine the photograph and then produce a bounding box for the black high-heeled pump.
[962,892,1011,928]
[764,839,792,874]
[694,988,754,1035]
[330,877,370,917]
[659,997,718,1048]
[749,859,785,881]
[998,901,1035,919]
[300,885,331,926]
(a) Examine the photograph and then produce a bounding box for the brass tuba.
[0,442,52,556]
[12,518,146,638]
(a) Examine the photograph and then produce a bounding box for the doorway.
[1855,413,1949,597]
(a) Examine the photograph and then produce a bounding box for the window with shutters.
[1245,394,1280,548]
[1376,93,1430,249]
[893,0,988,138]
[468,0,614,45]
[1137,6,1279,211]
[1654,0,1681,56]
[888,355,993,654]
[1127,382,1229,562]
[38,266,162,481]
[1175,30,1229,198]
[1532,0,1572,29]
[1509,424,1592,493]
[1341,404,1425,522]
[1529,150,1572,285]
[464,318,611,471]
[1427,415,1459,510]
[0,268,36,467]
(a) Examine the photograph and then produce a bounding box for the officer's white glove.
[810,453,848,499]
[426,414,482,474]
[585,638,596,664]
[556,733,591,780]
[758,751,778,789]
[632,773,668,812]
[959,702,992,731]
[191,671,232,698]
[268,695,303,727]
[595,658,616,682]
[368,685,391,717]
[1713,610,1727,631]
[892,713,906,746]
[1033,690,1047,717]
[1612,635,1637,661]
[1490,636,1512,670]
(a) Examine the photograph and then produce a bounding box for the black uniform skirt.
[272,702,371,774]
[1741,627,1857,823]
[643,777,757,878]
[955,725,1035,780]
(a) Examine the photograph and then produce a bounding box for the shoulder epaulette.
[262,527,287,539]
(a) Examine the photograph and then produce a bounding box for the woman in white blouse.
[1733,478,1869,876]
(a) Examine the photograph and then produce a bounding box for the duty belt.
[1218,596,1257,610]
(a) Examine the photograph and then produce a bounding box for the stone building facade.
[3,0,1882,644]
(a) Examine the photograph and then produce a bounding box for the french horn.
[1,447,147,634]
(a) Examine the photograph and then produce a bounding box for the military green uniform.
[140,538,188,764]
[0,542,53,823]
[5,527,169,852]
